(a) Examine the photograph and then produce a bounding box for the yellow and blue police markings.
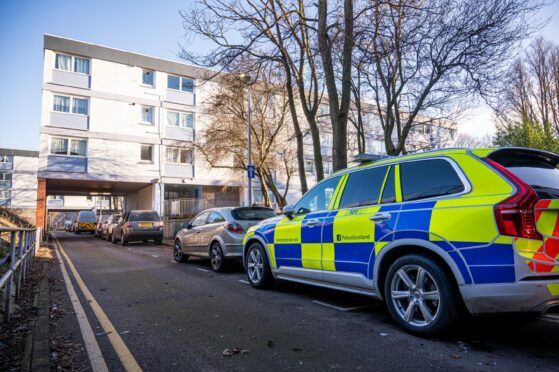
[79,222,96,231]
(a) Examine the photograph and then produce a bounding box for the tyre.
[209,242,227,272]
[384,254,462,336]
[245,242,274,289]
[106,233,111,242]
[173,239,188,263]
[155,239,162,245]
[120,233,128,246]
[111,232,118,244]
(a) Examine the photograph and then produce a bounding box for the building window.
[0,190,11,200]
[324,161,332,175]
[321,133,333,147]
[0,172,12,181]
[0,155,13,163]
[166,110,194,129]
[167,75,194,93]
[305,159,315,175]
[141,106,154,124]
[142,69,154,86]
[55,53,90,75]
[50,137,87,157]
[53,95,89,115]
[166,147,193,164]
[140,144,153,162]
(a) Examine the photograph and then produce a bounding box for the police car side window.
[400,159,465,201]
[339,166,388,209]
[294,176,341,215]
[381,166,396,204]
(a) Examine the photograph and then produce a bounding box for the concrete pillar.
[36,178,47,235]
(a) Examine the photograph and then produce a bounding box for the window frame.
[165,147,193,165]
[167,75,195,93]
[54,53,90,75]
[49,137,88,158]
[166,110,195,129]
[140,105,155,125]
[140,144,154,163]
[397,157,471,203]
[0,190,11,200]
[52,94,89,116]
[141,69,155,87]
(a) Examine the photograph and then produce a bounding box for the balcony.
[165,89,195,106]
[163,163,194,178]
[50,112,89,131]
[47,156,87,173]
[164,126,194,142]
[52,69,90,89]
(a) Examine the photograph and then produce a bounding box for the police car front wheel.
[384,254,461,336]
[246,242,274,289]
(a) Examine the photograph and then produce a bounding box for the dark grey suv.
[112,210,163,245]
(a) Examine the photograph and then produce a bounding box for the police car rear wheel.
[385,254,459,336]
[246,242,274,289]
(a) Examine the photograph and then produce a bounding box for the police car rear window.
[401,159,465,201]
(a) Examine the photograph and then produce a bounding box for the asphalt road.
[49,232,559,371]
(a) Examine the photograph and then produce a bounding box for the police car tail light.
[225,222,245,234]
[484,158,542,240]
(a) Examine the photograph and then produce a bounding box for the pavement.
[43,231,559,371]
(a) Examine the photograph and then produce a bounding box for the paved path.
[50,232,559,371]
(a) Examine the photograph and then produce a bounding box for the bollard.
[3,231,16,323]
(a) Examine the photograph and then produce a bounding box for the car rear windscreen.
[231,208,276,221]
[129,212,160,222]
[491,151,559,199]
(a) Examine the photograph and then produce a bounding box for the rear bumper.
[461,280,559,314]
[125,230,163,241]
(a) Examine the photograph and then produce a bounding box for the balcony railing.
[163,197,239,218]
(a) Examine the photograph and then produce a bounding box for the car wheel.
[142,239,148,244]
[155,239,162,245]
[210,242,227,272]
[246,242,274,289]
[173,239,188,263]
[111,233,118,244]
[120,233,128,246]
[384,254,462,336]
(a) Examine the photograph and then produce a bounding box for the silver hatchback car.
[174,207,277,272]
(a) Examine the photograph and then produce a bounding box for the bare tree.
[179,0,333,189]
[318,0,355,171]
[355,0,546,156]
[195,72,296,208]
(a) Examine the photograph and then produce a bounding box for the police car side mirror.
[283,204,295,219]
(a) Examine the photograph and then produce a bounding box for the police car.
[242,148,559,335]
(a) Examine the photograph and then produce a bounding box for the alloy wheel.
[210,244,222,270]
[247,247,264,284]
[390,264,441,328]
[174,241,183,261]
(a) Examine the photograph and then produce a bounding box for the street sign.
[247,165,256,179]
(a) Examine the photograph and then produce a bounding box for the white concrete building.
[36,34,456,232]
[0,148,39,223]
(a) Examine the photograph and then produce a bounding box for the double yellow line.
[53,235,142,372]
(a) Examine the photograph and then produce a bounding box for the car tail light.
[225,222,245,234]
[483,158,542,240]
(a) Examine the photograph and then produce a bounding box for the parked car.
[74,210,97,234]
[112,210,163,245]
[173,207,277,272]
[94,215,110,238]
[64,220,73,232]
[242,147,559,336]
[103,214,122,242]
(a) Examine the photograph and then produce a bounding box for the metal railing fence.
[0,227,39,322]
[163,198,239,217]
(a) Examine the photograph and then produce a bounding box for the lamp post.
[240,74,252,206]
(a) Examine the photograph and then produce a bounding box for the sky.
[0,0,558,151]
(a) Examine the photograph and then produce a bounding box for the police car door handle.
[306,219,321,227]
[370,213,391,222]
